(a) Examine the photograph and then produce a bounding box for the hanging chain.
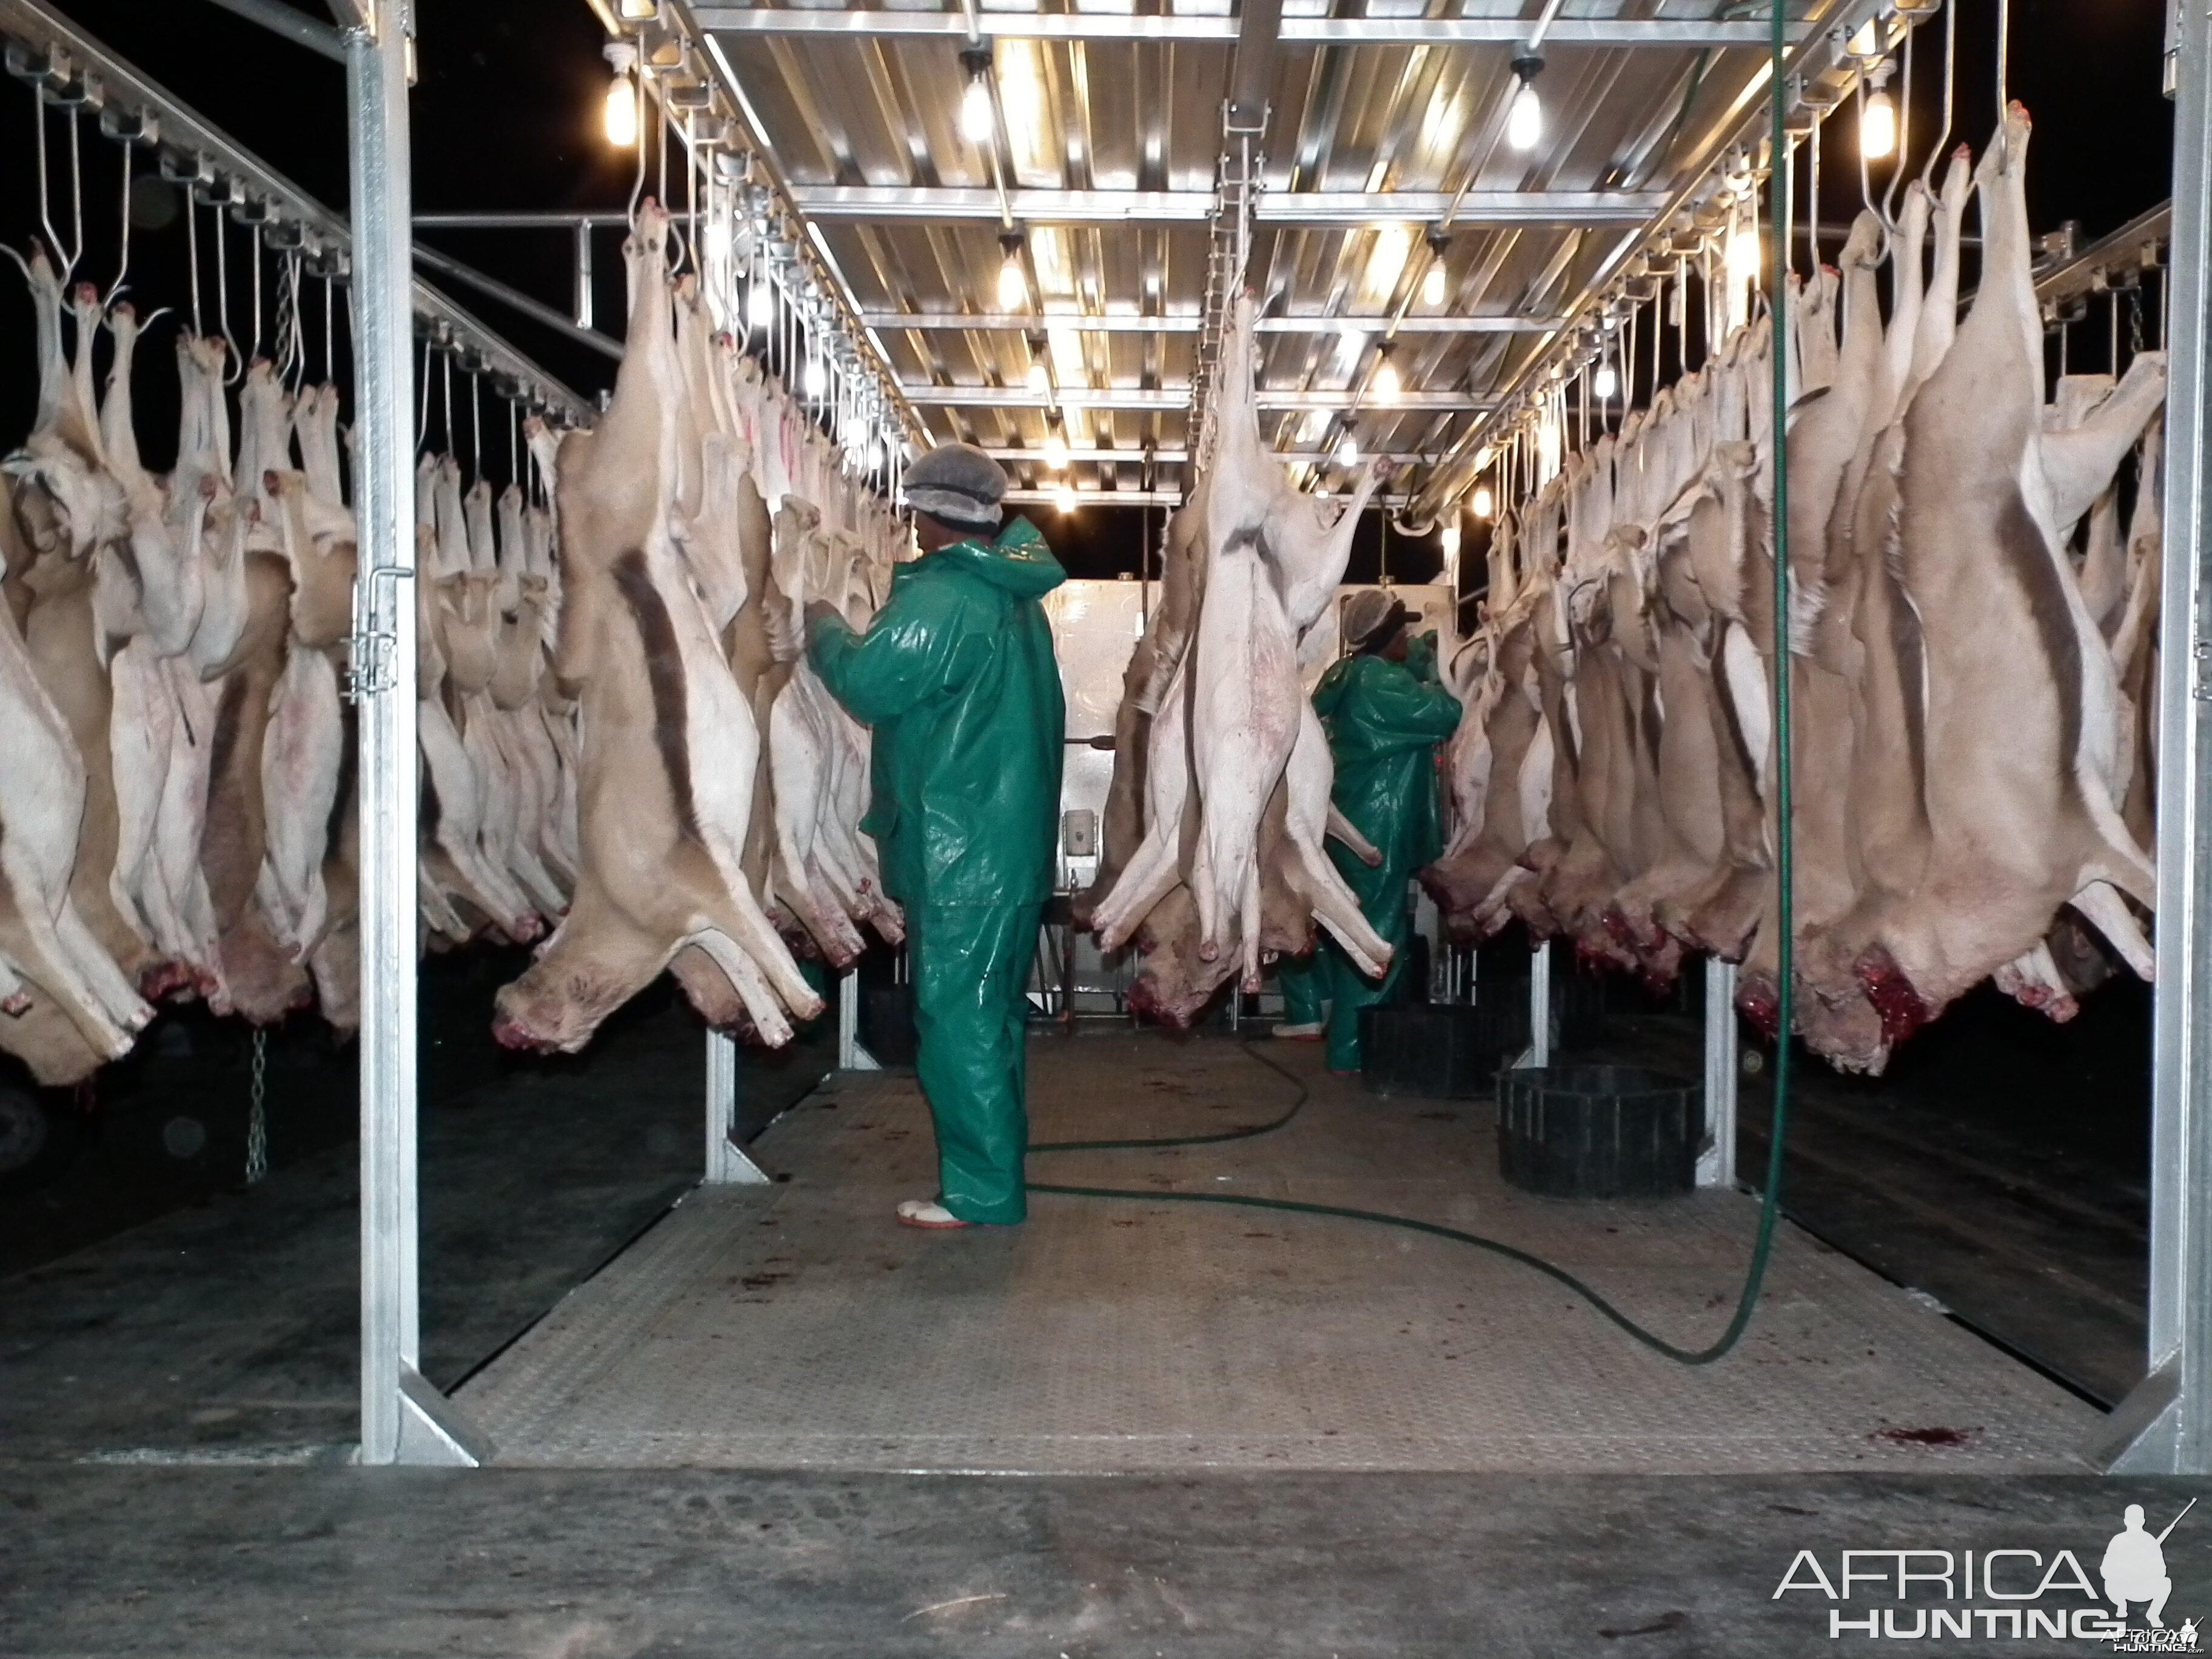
[246,1027,268,1186]
[2130,286,2146,357]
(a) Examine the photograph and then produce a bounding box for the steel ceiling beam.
[907,386,1490,411]
[864,310,1564,333]
[692,8,1807,48]
[789,185,1668,226]
[984,447,1440,464]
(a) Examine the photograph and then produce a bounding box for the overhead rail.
[690,7,1813,49]
[2033,199,2170,310]
[0,0,593,426]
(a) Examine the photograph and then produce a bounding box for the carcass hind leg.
[2071,878,2155,981]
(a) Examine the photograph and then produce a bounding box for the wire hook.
[102,136,131,310]
[1917,0,1956,191]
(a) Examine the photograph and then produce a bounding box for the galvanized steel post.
[346,0,484,1467]
[2100,0,2212,1475]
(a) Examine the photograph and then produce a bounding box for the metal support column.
[2097,0,2212,1475]
[349,0,486,1469]
[1698,958,1738,1188]
[703,1031,770,1185]
[837,970,882,1071]
[1526,940,1552,1068]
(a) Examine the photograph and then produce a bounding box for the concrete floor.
[4,1001,2204,1656]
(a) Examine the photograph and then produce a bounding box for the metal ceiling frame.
[692,8,1812,49]
[786,185,1671,226]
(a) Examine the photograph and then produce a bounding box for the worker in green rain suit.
[1275,589,1463,1073]
[805,443,1067,1229]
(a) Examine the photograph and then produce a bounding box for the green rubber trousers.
[1278,952,1325,1026]
[1320,861,1416,1073]
[909,901,1042,1224]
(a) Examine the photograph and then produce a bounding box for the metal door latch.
[344,565,414,703]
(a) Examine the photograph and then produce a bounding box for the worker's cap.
[903,441,1007,535]
[1343,588,1412,651]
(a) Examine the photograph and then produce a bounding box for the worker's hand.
[802,599,843,635]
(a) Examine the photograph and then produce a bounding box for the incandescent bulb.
[1373,357,1401,403]
[1507,78,1543,153]
[1472,484,1494,520]
[1335,434,1358,465]
[604,73,638,149]
[998,251,1028,310]
[1423,261,1447,306]
[961,75,995,144]
[803,356,827,398]
[747,275,774,330]
[1592,361,1617,401]
[1861,87,1897,161]
[702,216,732,269]
[1027,357,1049,394]
[1056,484,1078,515]
[1044,431,1069,470]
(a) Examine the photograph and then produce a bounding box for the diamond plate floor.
[460,1032,2101,1473]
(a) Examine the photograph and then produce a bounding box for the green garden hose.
[1028,7,1798,1369]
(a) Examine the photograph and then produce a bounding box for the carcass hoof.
[1735,972,1781,1041]
[0,990,30,1016]
[506,914,546,945]
[1853,947,1930,1047]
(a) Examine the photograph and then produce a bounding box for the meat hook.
[247,221,264,366]
[101,138,130,311]
[211,199,244,385]
[1915,0,1956,192]
[185,192,201,337]
[469,369,482,483]
[1877,22,1913,234]
[415,334,432,455]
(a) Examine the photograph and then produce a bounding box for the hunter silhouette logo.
[1772,1501,2200,1644]
[2102,1501,2190,1629]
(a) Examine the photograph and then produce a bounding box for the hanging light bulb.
[997,235,1028,310]
[747,270,774,330]
[1423,227,1450,306]
[1372,347,1401,404]
[603,44,639,149]
[803,355,827,398]
[1861,83,1898,161]
[1506,55,1544,153]
[1335,432,1359,465]
[1043,426,1069,470]
[1472,483,1495,520]
[1592,358,1618,401]
[1026,337,1050,395]
[1056,484,1079,515]
[959,46,996,145]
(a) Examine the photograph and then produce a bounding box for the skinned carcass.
[494,202,823,1053]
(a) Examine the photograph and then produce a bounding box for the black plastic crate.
[1496,1064,1701,1199]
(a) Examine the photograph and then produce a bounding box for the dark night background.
[0,0,2176,580]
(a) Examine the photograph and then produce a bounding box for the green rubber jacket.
[1310,632,1463,891]
[807,517,1068,908]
